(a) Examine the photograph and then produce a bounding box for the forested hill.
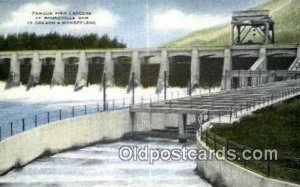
[163,0,299,47]
[0,33,126,51]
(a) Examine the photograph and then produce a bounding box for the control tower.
[231,10,275,45]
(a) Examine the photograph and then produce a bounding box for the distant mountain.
[163,0,299,47]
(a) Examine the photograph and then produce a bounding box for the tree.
[0,32,127,51]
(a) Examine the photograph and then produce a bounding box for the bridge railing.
[196,85,300,185]
[0,90,191,142]
[199,86,300,126]
[201,130,300,185]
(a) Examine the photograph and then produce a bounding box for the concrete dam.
[1,45,300,92]
[2,9,300,187]
[1,45,300,187]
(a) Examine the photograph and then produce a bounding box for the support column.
[296,46,300,71]
[272,28,275,43]
[240,70,246,88]
[250,47,267,84]
[75,51,88,91]
[268,71,275,83]
[5,52,20,89]
[259,47,267,71]
[265,23,270,44]
[237,25,241,43]
[230,24,235,45]
[127,50,141,92]
[250,47,267,71]
[289,46,300,70]
[191,48,200,91]
[156,49,169,93]
[178,114,187,143]
[252,73,258,86]
[101,51,114,88]
[51,52,64,86]
[27,52,41,90]
[221,49,232,90]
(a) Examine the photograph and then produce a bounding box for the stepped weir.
[130,78,300,142]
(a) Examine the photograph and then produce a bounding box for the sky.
[0,0,270,48]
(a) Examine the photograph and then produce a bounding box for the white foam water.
[0,82,218,186]
[0,81,220,126]
[0,138,212,187]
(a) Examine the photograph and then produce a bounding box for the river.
[0,138,211,186]
[0,82,217,186]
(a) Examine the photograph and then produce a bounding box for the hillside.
[163,0,299,47]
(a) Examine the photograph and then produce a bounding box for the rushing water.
[0,138,212,187]
[0,82,219,133]
[0,82,194,138]
[0,82,219,186]
[0,82,192,123]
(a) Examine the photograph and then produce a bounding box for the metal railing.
[201,130,300,184]
[195,86,300,185]
[198,87,300,126]
[0,90,189,141]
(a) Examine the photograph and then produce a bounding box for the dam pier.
[1,45,300,92]
[1,10,300,187]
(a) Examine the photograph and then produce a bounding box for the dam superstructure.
[1,9,300,187]
[0,45,300,92]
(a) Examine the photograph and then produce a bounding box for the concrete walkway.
[131,79,300,124]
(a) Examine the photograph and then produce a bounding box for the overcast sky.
[0,0,269,48]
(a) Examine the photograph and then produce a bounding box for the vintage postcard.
[0,0,299,186]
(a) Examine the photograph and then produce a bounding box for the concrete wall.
[197,139,299,187]
[132,112,196,131]
[0,109,131,175]
[3,46,298,90]
[132,112,179,132]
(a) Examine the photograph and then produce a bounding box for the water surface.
[0,138,211,187]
